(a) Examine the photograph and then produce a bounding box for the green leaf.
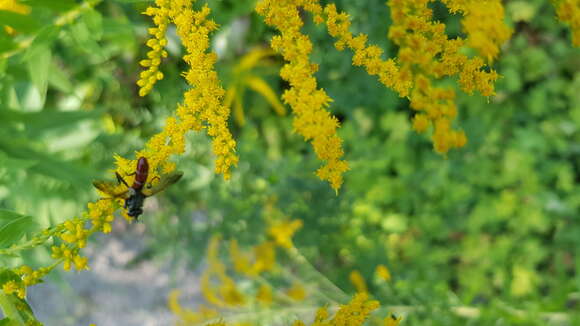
[0,135,96,187]
[0,108,102,134]
[24,44,51,106]
[83,9,103,41]
[23,0,76,12]
[0,269,19,286]
[0,12,40,34]
[0,210,38,249]
[48,60,73,93]
[0,318,19,326]
[32,26,59,45]
[0,150,37,172]
[0,292,38,325]
[0,29,17,54]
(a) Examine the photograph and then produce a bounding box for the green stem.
[0,292,24,325]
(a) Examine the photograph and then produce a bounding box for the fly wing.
[92,180,129,199]
[142,171,184,197]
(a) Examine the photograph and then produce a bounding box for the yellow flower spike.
[17,265,33,276]
[2,280,21,297]
[137,0,171,96]
[349,270,368,294]
[412,114,430,133]
[268,219,303,249]
[384,314,403,326]
[229,239,252,275]
[286,282,306,301]
[252,241,276,274]
[201,270,226,307]
[555,0,580,46]
[63,260,72,271]
[256,0,349,192]
[73,255,89,271]
[219,276,245,306]
[256,284,273,305]
[376,264,392,282]
[332,292,379,325]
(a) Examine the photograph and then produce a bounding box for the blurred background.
[0,0,579,325]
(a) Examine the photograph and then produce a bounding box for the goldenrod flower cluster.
[555,0,580,46]
[170,218,312,325]
[291,293,400,326]
[256,0,349,192]
[195,293,401,326]
[137,0,170,96]
[134,0,238,180]
[1,266,50,299]
[444,0,512,62]
[312,0,506,154]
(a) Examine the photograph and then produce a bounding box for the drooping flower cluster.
[256,0,349,192]
[554,0,580,46]
[311,0,508,154]
[444,0,512,62]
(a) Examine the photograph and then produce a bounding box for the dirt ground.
[28,222,201,326]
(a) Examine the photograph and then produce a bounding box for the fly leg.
[146,176,160,189]
[115,172,130,188]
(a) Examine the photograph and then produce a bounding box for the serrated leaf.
[0,210,38,249]
[0,12,40,34]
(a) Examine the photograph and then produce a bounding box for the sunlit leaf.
[0,210,38,249]
[244,75,286,116]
